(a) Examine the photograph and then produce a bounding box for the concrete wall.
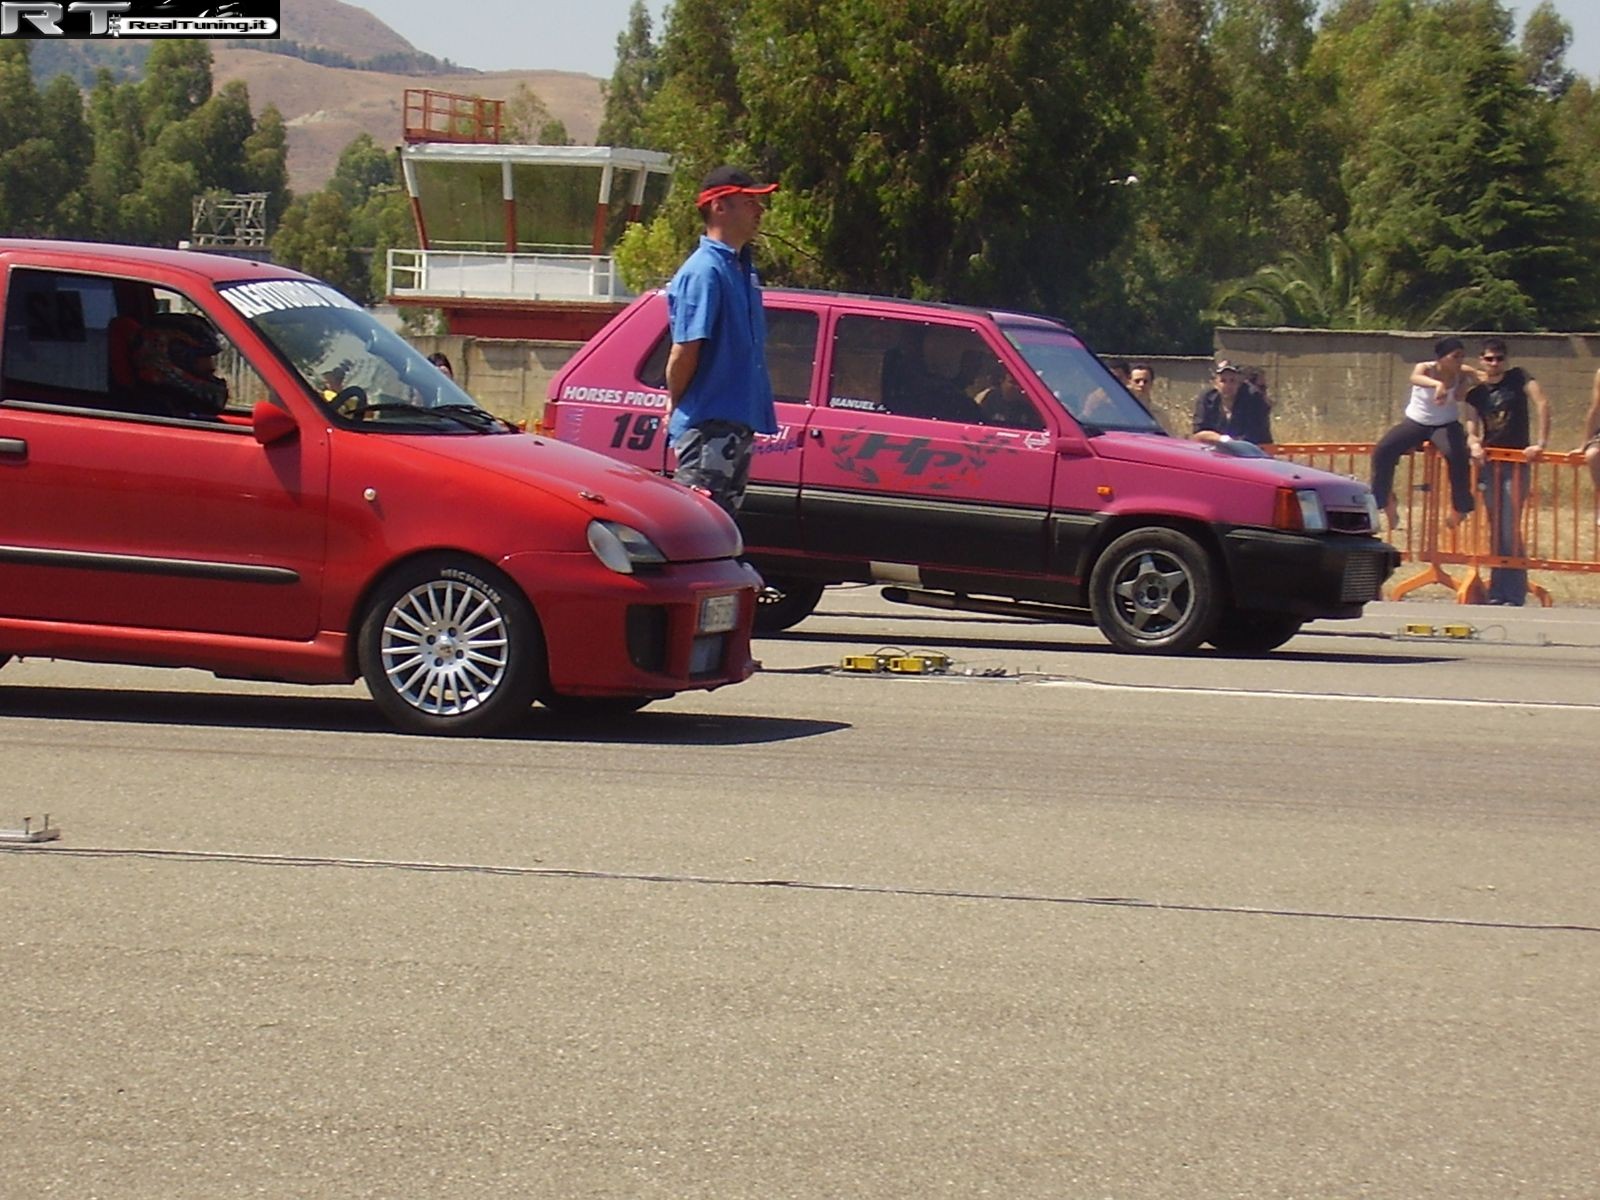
[412,335,583,428]
[1209,329,1600,447]
[415,329,1600,447]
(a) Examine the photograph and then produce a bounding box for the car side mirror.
[252,400,299,445]
[1055,433,1092,458]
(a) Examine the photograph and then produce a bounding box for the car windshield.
[1002,325,1165,435]
[216,279,511,432]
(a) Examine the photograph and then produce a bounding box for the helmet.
[135,313,228,413]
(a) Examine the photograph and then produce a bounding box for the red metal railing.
[403,89,503,145]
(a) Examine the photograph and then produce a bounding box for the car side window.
[637,306,819,403]
[1,269,266,422]
[828,315,1033,427]
[764,308,819,404]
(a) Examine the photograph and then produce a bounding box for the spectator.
[1581,369,1600,523]
[1244,365,1276,410]
[1192,359,1272,446]
[1106,358,1132,387]
[665,165,781,515]
[1463,338,1549,606]
[1127,363,1155,407]
[1370,336,1479,531]
[974,363,1042,429]
[427,352,454,379]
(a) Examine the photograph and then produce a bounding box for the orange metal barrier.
[1271,442,1600,606]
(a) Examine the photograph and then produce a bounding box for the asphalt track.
[2,590,1597,1198]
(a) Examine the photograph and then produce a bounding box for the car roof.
[760,286,1073,333]
[0,239,311,286]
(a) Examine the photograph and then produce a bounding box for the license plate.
[697,593,739,634]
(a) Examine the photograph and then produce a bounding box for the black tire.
[1089,528,1221,653]
[1208,610,1304,655]
[358,555,545,735]
[753,578,825,633]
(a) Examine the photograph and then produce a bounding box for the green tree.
[86,71,145,238]
[1326,0,1598,329]
[140,40,212,134]
[187,80,255,192]
[273,191,365,298]
[39,73,95,236]
[755,0,1148,317]
[1519,0,1573,99]
[241,103,292,230]
[598,0,662,147]
[1212,233,1378,327]
[328,132,395,207]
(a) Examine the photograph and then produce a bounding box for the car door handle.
[808,428,823,440]
[0,437,26,459]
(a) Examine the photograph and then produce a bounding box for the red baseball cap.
[697,165,779,207]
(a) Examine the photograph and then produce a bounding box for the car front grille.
[1340,553,1386,602]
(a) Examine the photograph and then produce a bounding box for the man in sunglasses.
[1463,338,1550,606]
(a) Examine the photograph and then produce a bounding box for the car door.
[797,309,1058,584]
[0,267,328,640]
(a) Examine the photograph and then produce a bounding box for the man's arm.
[665,340,702,410]
[1191,393,1223,443]
[1462,386,1486,460]
[1581,369,1600,446]
[1524,377,1551,460]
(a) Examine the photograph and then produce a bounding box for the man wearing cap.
[664,165,781,516]
[1191,359,1273,446]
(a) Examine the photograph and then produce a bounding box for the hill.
[213,48,605,194]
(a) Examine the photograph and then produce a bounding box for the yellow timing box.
[1399,622,1477,639]
[887,653,950,674]
[839,654,890,672]
[838,651,951,674]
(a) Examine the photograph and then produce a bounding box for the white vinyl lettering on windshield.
[221,280,361,319]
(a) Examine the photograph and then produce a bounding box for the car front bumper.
[1219,528,1401,619]
[501,552,761,698]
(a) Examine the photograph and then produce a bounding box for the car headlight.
[1273,487,1327,532]
[587,520,667,574]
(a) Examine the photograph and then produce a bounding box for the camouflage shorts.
[673,420,755,515]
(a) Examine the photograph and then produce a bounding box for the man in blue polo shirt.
[664,165,781,515]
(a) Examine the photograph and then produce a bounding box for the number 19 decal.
[610,413,662,451]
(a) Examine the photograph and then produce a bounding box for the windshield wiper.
[430,403,516,432]
[351,403,491,431]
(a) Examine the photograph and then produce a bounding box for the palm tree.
[1211,232,1381,329]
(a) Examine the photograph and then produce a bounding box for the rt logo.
[1,2,130,33]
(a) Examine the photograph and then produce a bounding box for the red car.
[0,241,758,734]
[546,289,1399,654]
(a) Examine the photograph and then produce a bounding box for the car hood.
[1090,432,1364,494]
[391,432,742,560]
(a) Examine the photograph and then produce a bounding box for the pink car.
[545,289,1399,655]
[0,241,758,733]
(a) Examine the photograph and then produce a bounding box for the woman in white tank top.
[1370,336,1482,529]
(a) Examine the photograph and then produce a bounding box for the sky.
[342,0,1600,82]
